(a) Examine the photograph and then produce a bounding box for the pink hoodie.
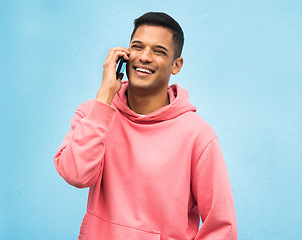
[54,81,237,240]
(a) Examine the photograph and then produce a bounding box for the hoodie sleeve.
[192,137,238,240]
[54,100,116,188]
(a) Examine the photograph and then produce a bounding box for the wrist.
[96,86,116,105]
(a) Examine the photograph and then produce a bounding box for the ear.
[171,57,184,75]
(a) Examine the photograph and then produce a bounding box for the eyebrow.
[130,40,169,52]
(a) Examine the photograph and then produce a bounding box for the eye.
[154,49,166,55]
[131,44,143,50]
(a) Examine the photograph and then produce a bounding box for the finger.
[104,52,127,69]
[108,47,130,59]
[115,51,129,61]
[111,47,130,53]
[104,47,130,70]
[106,50,129,64]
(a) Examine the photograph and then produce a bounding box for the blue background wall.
[1,1,301,239]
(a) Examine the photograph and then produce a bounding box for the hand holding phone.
[96,47,129,105]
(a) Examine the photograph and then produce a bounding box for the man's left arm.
[192,137,238,240]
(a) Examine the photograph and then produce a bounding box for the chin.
[128,78,155,93]
[129,79,151,89]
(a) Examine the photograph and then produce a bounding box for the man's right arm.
[54,47,129,188]
[53,100,116,188]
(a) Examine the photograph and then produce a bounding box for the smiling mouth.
[134,67,155,75]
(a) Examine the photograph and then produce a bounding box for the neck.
[127,87,170,115]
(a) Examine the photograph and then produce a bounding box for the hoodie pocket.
[79,211,161,240]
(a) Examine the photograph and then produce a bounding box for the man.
[54,12,237,240]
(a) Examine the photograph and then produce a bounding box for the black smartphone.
[116,57,128,79]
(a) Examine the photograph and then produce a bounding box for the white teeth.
[136,67,152,74]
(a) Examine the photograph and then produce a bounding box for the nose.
[138,48,153,63]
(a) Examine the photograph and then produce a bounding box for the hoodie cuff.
[85,99,116,130]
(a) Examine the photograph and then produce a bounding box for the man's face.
[126,25,182,94]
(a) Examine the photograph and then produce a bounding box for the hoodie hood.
[112,81,197,123]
